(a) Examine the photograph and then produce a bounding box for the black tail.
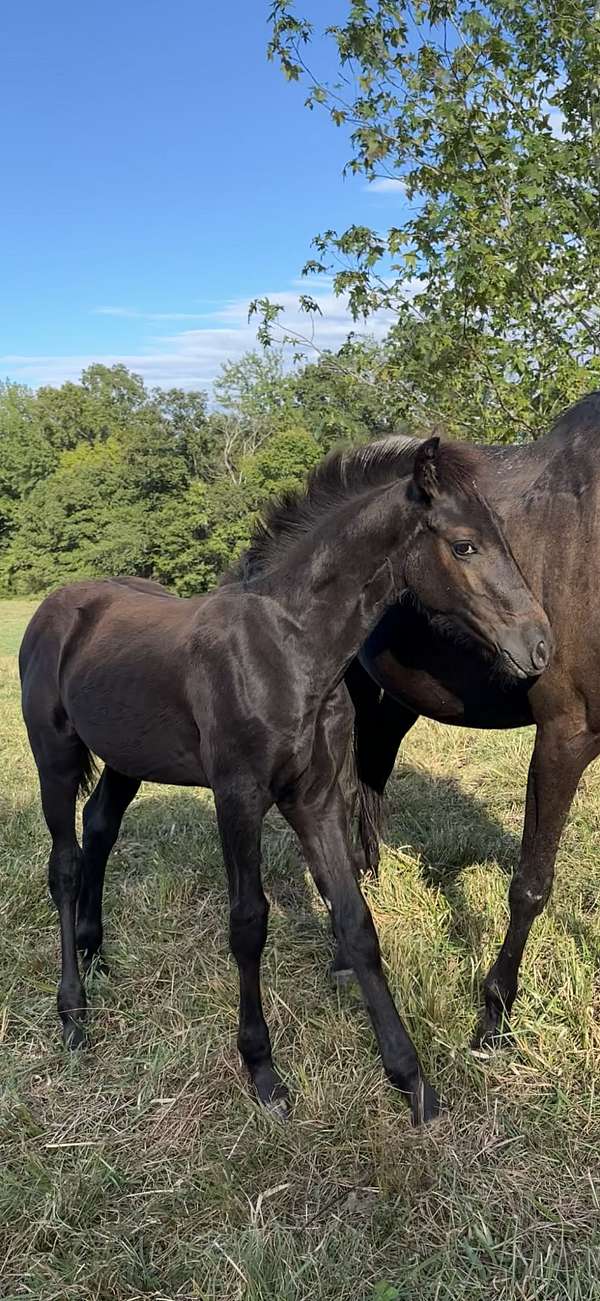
[356,763,386,875]
[78,745,100,799]
[345,658,415,876]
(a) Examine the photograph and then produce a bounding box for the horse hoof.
[265,1094,290,1122]
[331,964,356,989]
[62,1020,86,1051]
[252,1064,290,1119]
[472,1017,513,1055]
[81,951,109,978]
[410,1079,441,1126]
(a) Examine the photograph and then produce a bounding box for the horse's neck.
[257,482,415,692]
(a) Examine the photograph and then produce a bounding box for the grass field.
[2,598,600,1299]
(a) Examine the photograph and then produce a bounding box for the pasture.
[2,597,600,1299]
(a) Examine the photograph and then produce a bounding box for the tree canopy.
[0,349,401,596]
[267,0,600,439]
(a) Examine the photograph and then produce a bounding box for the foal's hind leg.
[38,750,87,1048]
[214,784,289,1117]
[77,767,140,971]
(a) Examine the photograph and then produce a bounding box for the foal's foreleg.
[214,786,289,1116]
[77,767,140,970]
[476,722,596,1048]
[281,789,439,1124]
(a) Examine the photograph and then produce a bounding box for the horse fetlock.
[387,1064,439,1124]
[473,979,516,1051]
[410,1076,441,1126]
[76,919,103,956]
[58,983,87,1050]
[61,1017,86,1051]
[249,1062,290,1117]
[484,974,517,1016]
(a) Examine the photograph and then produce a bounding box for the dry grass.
[2,598,600,1299]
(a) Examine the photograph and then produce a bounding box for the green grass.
[0,597,39,656]
[2,597,600,1299]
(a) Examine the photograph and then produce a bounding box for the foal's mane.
[227,434,483,585]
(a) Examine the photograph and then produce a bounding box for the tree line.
[0,344,408,596]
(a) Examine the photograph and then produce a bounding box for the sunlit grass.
[2,599,600,1298]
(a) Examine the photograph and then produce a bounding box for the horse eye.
[452,540,477,558]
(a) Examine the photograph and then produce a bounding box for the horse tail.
[345,659,387,875]
[346,658,415,875]
[356,756,386,875]
[79,746,100,800]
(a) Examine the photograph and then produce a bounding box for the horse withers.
[20,437,551,1122]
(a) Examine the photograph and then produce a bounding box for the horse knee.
[49,846,83,909]
[229,895,269,961]
[509,871,552,919]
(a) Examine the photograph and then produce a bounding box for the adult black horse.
[347,391,600,1051]
[20,438,550,1124]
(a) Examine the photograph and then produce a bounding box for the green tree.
[0,350,404,597]
[213,350,298,475]
[290,337,410,448]
[1,440,135,593]
[268,0,600,439]
[0,382,57,545]
[240,425,322,498]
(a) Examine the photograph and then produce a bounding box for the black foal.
[21,437,551,1122]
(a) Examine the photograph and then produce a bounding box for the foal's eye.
[452,540,477,558]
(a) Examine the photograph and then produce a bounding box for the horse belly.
[368,654,533,728]
[360,604,534,730]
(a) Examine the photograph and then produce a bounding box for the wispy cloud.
[0,285,396,393]
[364,177,407,194]
[95,306,209,321]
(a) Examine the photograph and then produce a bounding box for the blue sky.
[0,1,405,392]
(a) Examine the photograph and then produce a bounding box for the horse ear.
[412,436,441,503]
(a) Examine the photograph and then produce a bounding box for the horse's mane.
[226,434,483,585]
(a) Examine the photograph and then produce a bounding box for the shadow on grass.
[19,759,522,979]
[112,785,328,951]
[107,763,522,971]
[78,777,520,1080]
[384,764,522,881]
[378,764,523,959]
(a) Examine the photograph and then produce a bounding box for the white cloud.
[0,285,397,393]
[95,306,209,321]
[364,177,407,194]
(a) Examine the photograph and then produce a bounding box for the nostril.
[532,639,548,670]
